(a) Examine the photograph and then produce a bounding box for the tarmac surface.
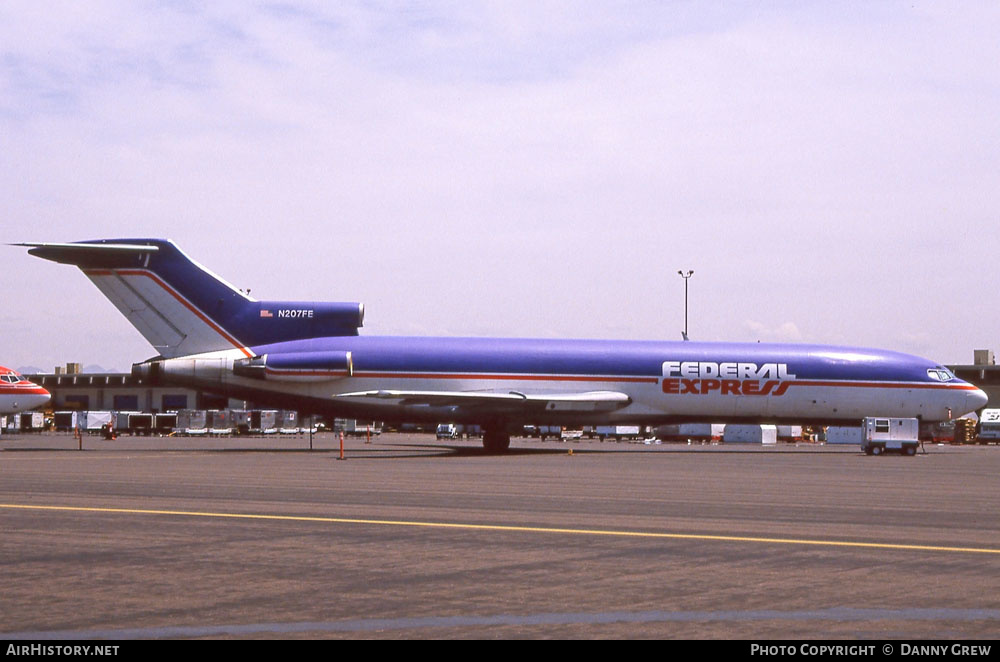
[1,432,998,639]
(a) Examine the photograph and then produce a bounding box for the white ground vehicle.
[436,423,459,439]
[979,410,1000,442]
[861,417,920,456]
[595,425,642,441]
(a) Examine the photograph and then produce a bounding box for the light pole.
[678,270,694,341]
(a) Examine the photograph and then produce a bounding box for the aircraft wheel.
[483,429,511,453]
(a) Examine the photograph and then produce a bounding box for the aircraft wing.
[335,389,631,413]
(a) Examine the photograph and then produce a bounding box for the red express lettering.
[721,380,741,395]
[662,379,795,396]
[699,379,721,394]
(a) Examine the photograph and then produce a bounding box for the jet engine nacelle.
[251,302,364,342]
[233,351,354,382]
[134,356,229,385]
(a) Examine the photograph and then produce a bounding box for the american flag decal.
[260,309,273,318]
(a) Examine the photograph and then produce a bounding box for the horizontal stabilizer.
[16,241,160,264]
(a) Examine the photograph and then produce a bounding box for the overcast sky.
[3,1,998,373]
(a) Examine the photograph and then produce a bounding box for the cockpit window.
[927,367,955,382]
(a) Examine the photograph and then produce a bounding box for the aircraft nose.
[968,387,989,413]
[29,391,51,409]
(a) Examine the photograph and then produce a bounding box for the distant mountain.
[84,364,121,374]
[15,364,123,375]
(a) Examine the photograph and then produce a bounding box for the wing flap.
[335,389,631,412]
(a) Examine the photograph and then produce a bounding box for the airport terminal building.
[27,368,236,413]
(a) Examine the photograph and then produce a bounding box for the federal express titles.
[662,360,797,396]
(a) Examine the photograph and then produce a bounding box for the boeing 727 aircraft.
[19,239,988,451]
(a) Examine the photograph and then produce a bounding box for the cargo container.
[229,409,251,435]
[776,425,803,441]
[114,411,143,434]
[251,410,279,434]
[920,420,955,443]
[80,411,113,434]
[861,417,920,456]
[125,412,153,435]
[53,411,79,432]
[19,411,45,432]
[339,419,383,437]
[595,425,642,441]
[723,424,777,444]
[177,409,208,435]
[537,425,562,440]
[278,410,300,434]
[825,426,863,445]
[208,409,234,435]
[655,423,725,442]
[153,412,177,435]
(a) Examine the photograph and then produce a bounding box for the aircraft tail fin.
[19,239,363,358]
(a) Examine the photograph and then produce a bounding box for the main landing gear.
[482,427,511,453]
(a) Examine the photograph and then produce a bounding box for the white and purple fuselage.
[21,238,988,449]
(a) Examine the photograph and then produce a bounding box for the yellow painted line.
[2,503,999,556]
